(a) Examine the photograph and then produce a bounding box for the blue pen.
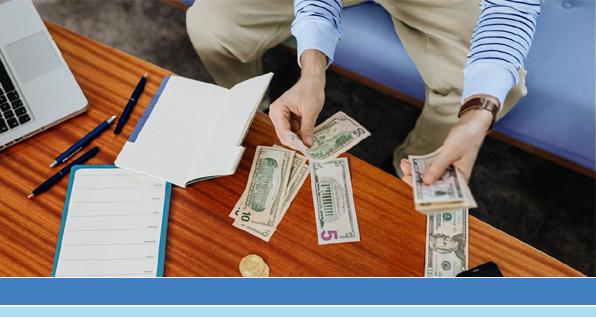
[49,116,116,167]
[114,73,147,134]
[30,146,100,198]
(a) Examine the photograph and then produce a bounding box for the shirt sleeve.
[291,0,343,68]
[462,0,541,106]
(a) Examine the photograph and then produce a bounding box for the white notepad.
[52,165,171,278]
[115,73,273,187]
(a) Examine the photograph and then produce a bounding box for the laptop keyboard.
[0,58,31,134]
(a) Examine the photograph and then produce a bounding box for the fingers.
[402,174,413,187]
[400,159,414,187]
[299,111,317,147]
[422,151,452,186]
[400,159,412,176]
[269,101,297,150]
[290,117,300,132]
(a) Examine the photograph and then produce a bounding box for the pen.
[50,116,115,167]
[114,73,147,134]
[29,146,100,199]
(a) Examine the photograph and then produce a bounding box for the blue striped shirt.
[291,0,541,106]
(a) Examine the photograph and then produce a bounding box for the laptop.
[0,0,88,151]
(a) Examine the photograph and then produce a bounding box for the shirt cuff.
[292,20,340,68]
[461,63,518,106]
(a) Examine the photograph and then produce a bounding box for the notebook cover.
[51,164,172,277]
[128,76,170,143]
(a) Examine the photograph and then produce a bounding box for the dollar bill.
[425,209,468,277]
[232,218,275,242]
[285,111,371,162]
[229,147,306,220]
[310,157,360,245]
[277,156,310,224]
[235,146,294,227]
[231,146,309,242]
[409,148,477,215]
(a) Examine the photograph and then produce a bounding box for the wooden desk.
[0,23,583,277]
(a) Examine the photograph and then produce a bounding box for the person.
[186,0,540,185]
[429,233,466,263]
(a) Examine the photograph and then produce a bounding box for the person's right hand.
[269,75,325,149]
[269,49,328,149]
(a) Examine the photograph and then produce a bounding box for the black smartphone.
[456,261,503,277]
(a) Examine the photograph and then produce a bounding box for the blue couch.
[180,0,595,174]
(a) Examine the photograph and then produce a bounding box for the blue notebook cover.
[52,164,172,277]
[128,76,170,143]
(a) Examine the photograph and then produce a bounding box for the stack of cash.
[409,148,477,215]
[231,112,370,244]
[230,145,310,242]
[409,150,473,276]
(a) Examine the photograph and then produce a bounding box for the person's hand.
[269,49,327,149]
[269,75,325,149]
[399,95,497,186]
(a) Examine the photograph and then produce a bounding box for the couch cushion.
[334,2,426,100]
[492,0,595,170]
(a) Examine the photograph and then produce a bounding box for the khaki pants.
[186,0,527,176]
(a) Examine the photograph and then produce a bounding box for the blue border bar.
[1,278,595,305]
[1,306,596,317]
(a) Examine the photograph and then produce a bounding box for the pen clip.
[62,146,83,163]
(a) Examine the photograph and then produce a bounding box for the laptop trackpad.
[5,32,62,83]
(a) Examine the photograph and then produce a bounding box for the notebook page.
[187,73,272,181]
[216,73,272,146]
[187,146,245,184]
[54,168,168,277]
[115,76,228,186]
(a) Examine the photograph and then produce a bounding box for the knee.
[186,0,255,63]
[186,0,223,52]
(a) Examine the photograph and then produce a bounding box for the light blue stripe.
[1,306,596,317]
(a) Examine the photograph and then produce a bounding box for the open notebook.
[115,73,272,187]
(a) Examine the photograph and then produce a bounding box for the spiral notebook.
[52,165,171,277]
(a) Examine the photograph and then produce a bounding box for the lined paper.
[115,73,272,187]
[54,168,168,278]
[116,76,228,186]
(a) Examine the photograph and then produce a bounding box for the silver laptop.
[0,0,88,150]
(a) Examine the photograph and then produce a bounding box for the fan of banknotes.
[229,111,473,277]
[229,112,369,244]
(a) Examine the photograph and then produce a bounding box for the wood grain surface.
[0,22,584,277]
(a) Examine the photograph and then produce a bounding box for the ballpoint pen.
[114,73,147,134]
[49,116,115,167]
[29,146,100,198]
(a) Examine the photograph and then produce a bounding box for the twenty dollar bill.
[425,209,468,277]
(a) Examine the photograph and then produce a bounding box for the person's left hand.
[400,96,496,186]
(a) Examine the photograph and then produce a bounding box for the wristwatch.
[458,97,499,131]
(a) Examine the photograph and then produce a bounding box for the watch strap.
[458,97,499,131]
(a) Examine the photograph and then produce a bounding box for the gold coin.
[239,254,265,277]
[258,264,270,277]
